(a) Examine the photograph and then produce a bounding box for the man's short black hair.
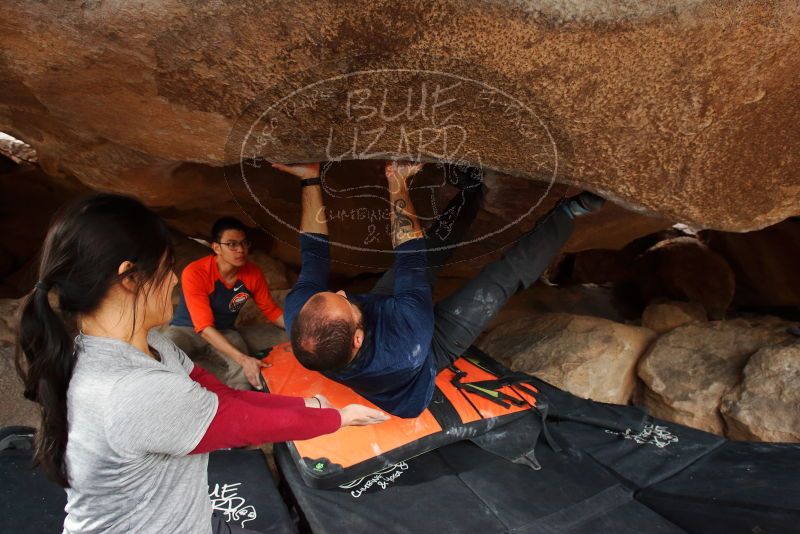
[211,217,248,243]
[290,294,356,373]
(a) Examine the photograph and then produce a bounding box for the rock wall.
[1,0,799,234]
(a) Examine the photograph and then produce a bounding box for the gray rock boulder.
[641,299,707,334]
[637,317,793,435]
[479,312,656,404]
[720,340,800,442]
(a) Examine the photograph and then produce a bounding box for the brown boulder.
[637,318,793,435]
[569,249,633,286]
[172,234,214,274]
[479,312,657,404]
[0,299,21,346]
[0,299,38,428]
[0,167,90,298]
[2,0,799,245]
[720,340,800,442]
[641,299,707,334]
[0,245,14,281]
[478,283,634,334]
[563,203,673,254]
[246,251,290,291]
[236,289,290,328]
[630,237,735,319]
[703,218,800,308]
[0,344,39,428]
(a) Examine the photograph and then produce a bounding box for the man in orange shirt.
[167,217,285,390]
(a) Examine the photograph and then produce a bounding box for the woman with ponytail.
[15,194,387,534]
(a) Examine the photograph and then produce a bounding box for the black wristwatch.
[300,177,322,187]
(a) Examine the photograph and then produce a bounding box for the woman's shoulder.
[69,339,138,409]
[74,334,143,372]
[74,332,189,378]
[148,328,193,374]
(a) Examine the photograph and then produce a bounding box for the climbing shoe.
[447,164,483,190]
[562,191,605,218]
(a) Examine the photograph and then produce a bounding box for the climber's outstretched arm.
[385,160,423,247]
[383,161,433,332]
[273,162,331,336]
[272,162,328,235]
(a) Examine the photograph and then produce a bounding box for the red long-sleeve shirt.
[188,365,340,453]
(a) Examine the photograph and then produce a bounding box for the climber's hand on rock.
[271,162,320,180]
[385,160,423,192]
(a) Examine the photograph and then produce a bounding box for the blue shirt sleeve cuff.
[300,232,329,245]
[394,237,426,253]
[300,233,330,255]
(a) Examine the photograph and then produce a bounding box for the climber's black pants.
[370,188,575,370]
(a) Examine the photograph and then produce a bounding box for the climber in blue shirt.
[276,160,603,418]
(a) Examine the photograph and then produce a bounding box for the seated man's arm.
[199,327,267,389]
[182,267,266,389]
[386,161,434,347]
[272,162,330,334]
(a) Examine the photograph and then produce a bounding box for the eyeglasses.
[218,240,251,251]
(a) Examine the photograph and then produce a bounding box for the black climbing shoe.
[562,191,605,218]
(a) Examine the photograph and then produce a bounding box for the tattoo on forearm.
[392,199,415,247]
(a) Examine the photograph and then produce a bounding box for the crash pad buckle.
[448,361,537,409]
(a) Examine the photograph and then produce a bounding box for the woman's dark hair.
[15,194,175,487]
[211,217,247,244]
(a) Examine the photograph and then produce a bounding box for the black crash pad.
[0,426,296,534]
[275,437,684,533]
[275,371,800,534]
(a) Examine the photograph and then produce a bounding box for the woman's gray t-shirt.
[63,329,218,534]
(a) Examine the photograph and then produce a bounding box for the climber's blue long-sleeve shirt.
[283,233,437,418]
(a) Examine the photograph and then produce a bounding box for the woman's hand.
[271,162,320,180]
[338,404,390,427]
[304,395,388,426]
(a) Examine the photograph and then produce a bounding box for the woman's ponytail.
[16,281,77,487]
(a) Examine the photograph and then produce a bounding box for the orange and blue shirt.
[171,255,283,332]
